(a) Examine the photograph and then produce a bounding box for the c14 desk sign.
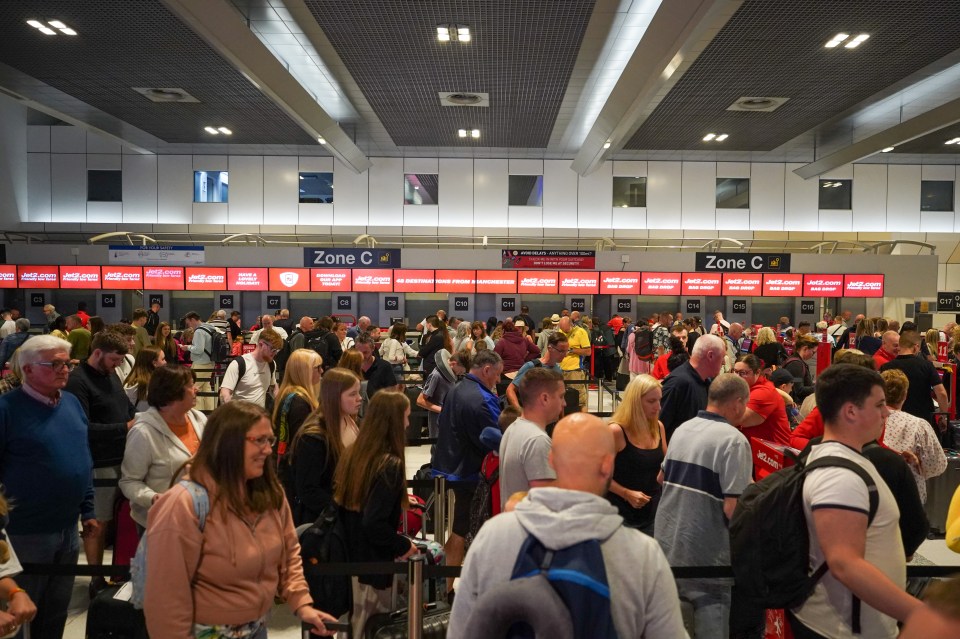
[695,252,790,273]
[303,248,400,269]
[938,292,960,312]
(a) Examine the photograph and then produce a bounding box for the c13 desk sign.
[696,252,791,273]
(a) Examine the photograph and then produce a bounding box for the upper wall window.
[716,178,749,209]
[87,170,122,202]
[404,174,438,205]
[194,171,228,203]
[612,176,647,208]
[299,172,334,204]
[818,179,852,210]
[921,180,954,212]
[509,175,543,206]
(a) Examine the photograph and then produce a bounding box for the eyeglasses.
[733,369,754,377]
[34,360,74,372]
[246,435,277,448]
[549,346,570,355]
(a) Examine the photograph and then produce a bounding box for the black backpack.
[273,328,298,373]
[730,452,878,625]
[299,504,352,619]
[305,331,331,368]
[198,326,230,364]
[632,325,655,360]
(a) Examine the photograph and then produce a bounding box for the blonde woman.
[925,328,941,362]
[272,349,322,458]
[606,374,667,535]
[753,326,788,371]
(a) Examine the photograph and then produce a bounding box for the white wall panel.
[298,204,333,226]
[51,127,86,153]
[577,161,611,229]
[821,163,853,180]
[27,153,51,222]
[51,153,86,222]
[818,210,852,232]
[921,211,954,232]
[784,163,819,231]
[193,155,228,171]
[87,154,120,170]
[473,158,508,227]
[749,162,784,230]
[886,164,921,231]
[851,164,886,230]
[646,161,682,228]
[612,160,647,176]
[542,160,578,228]
[681,162,716,229]
[86,201,122,223]
[612,206,646,230]
[86,132,121,155]
[122,154,157,223]
[332,158,368,226]
[368,157,402,226]
[403,158,438,174]
[716,162,750,179]
[508,205,543,228]
[27,126,49,152]
[921,164,954,181]
[228,156,264,224]
[263,156,298,223]
[298,157,334,172]
[717,208,750,231]
[156,155,193,224]
[404,204,439,227]
[193,202,228,224]
[508,159,543,175]
[438,158,473,226]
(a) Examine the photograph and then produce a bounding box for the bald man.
[872,330,900,368]
[449,413,685,638]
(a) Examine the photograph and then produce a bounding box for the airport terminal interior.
[2,0,960,637]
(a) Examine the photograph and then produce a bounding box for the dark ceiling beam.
[160,0,371,173]
[570,0,741,176]
[793,95,960,179]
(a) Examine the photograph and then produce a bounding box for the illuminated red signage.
[681,273,722,295]
[843,274,884,298]
[351,269,393,292]
[185,267,226,291]
[517,271,559,294]
[762,273,803,297]
[59,266,102,289]
[393,270,435,293]
[0,265,16,289]
[600,272,640,295]
[17,265,59,288]
[641,272,681,295]
[803,274,844,297]
[228,268,268,291]
[310,269,351,292]
[101,266,143,289]
[558,271,599,294]
[476,270,517,293]
[268,268,310,292]
[722,273,762,296]
[435,270,476,293]
[144,266,184,290]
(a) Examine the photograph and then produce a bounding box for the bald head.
[881,330,900,355]
[549,413,615,496]
[558,317,572,333]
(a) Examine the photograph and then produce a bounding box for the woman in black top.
[334,391,416,635]
[753,327,788,371]
[418,316,451,377]
[606,374,667,536]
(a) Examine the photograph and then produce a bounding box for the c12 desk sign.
[695,252,791,273]
[304,248,400,269]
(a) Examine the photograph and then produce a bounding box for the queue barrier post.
[434,476,446,547]
[407,554,425,639]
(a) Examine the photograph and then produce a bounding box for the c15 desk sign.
[303,248,400,268]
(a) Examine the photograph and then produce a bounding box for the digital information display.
[641,272,681,295]
[18,265,59,289]
[269,268,311,292]
[0,265,16,289]
[681,273,722,296]
[143,266,185,290]
[558,271,599,294]
[517,271,559,294]
[310,269,351,292]
[227,268,268,291]
[434,270,476,294]
[843,274,884,298]
[476,270,517,294]
[803,274,844,297]
[59,266,102,289]
[600,272,641,295]
[185,268,227,291]
[721,273,762,296]
[351,269,393,292]
[101,266,143,289]
[762,273,803,297]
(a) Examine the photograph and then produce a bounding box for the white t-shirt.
[793,441,905,638]
[0,531,22,579]
[220,354,276,408]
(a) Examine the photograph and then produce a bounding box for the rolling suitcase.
[86,584,148,639]
[362,602,450,639]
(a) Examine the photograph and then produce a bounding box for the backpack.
[632,325,655,360]
[465,452,500,550]
[273,329,298,373]
[730,453,879,627]
[198,326,230,364]
[130,480,209,610]
[305,331,331,368]
[619,323,633,353]
[221,355,277,389]
[298,503,352,619]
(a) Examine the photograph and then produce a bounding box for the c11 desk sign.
[938,292,960,312]
[109,245,205,266]
[695,252,790,273]
[303,248,400,269]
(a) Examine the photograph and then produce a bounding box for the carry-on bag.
[86,584,148,639]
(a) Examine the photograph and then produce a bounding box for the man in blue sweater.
[0,335,97,639]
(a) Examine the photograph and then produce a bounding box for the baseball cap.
[770,368,799,386]
[514,320,526,328]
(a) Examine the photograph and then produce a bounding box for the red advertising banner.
[311,269,351,291]
[762,273,803,297]
[351,269,393,292]
[0,265,16,289]
[641,272,681,295]
[843,274,884,298]
[803,274,844,297]
[59,266,102,289]
[681,273,722,295]
[101,266,143,289]
[434,270,476,293]
[269,268,310,292]
[517,271,559,294]
[476,270,517,294]
[17,265,59,288]
[501,250,595,269]
[144,266,184,290]
[722,273,762,296]
[558,271,600,294]
[393,270,436,293]
[185,267,227,291]
[228,268,268,291]
[600,272,641,295]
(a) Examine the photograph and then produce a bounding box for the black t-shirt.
[658,361,710,441]
[880,355,942,423]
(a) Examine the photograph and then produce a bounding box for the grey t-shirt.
[498,417,556,509]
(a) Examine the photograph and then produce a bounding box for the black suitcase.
[86,584,148,639]
[363,601,450,639]
[563,386,581,415]
[411,463,435,534]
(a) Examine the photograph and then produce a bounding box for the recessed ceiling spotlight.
[471,129,480,139]
[317,136,326,144]
[204,126,219,135]
[844,33,870,48]
[945,138,960,145]
[715,134,729,141]
[881,146,894,153]
[603,141,611,149]
[27,19,77,36]
[824,33,849,48]
[217,127,232,135]
[702,133,716,141]
[437,24,470,43]
[437,26,450,42]
[458,129,467,138]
